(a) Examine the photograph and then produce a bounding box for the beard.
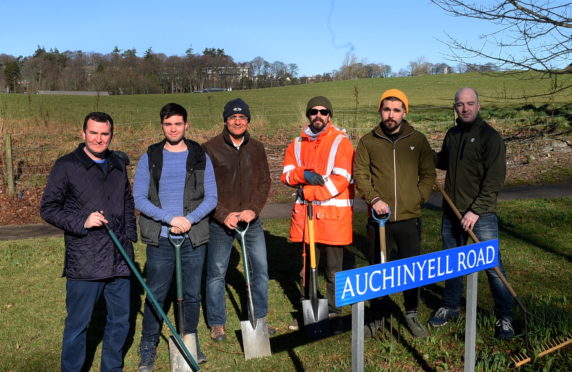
[382,119,401,134]
[309,117,327,133]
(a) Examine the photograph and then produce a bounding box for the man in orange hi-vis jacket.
[281,96,354,334]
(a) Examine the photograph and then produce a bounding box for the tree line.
[0,46,498,95]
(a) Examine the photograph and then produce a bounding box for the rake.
[436,181,572,362]
[511,333,572,367]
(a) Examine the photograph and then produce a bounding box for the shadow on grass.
[499,219,572,263]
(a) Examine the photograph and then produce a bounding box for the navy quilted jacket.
[40,144,137,280]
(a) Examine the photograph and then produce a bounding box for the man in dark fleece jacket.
[429,87,514,340]
[40,112,137,372]
[354,89,435,339]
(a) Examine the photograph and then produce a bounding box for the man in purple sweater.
[133,103,217,371]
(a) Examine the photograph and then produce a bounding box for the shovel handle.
[307,203,317,269]
[372,207,391,264]
[371,207,391,227]
[236,222,257,327]
[104,224,200,371]
[168,229,186,336]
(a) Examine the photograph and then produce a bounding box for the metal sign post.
[464,272,478,372]
[336,240,499,372]
[351,301,364,372]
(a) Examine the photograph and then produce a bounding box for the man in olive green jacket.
[354,89,435,338]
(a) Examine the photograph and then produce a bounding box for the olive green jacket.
[354,120,436,222]
[435,116,506,215]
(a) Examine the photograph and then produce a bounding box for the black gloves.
[303,170,324,186]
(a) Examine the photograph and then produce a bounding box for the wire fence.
[1,111,570,194]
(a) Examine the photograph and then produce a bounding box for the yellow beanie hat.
[378,89,409,113]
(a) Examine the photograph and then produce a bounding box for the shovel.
[235,222,272,360]
[301,202,330,339]
[371,207,391,264]
[167,230,199,372]
[103,224,200,372]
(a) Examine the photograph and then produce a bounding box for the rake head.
[511,333,571,368]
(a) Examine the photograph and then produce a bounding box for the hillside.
[0,72,570,225]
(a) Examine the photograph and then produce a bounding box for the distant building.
[202,66,250,81]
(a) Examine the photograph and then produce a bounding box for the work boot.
[138,342,157,372]
[288,318,300,331]
[405,312,429,338]
[428,306,460,327]
[210,325,227,342]
[494,318,515,340]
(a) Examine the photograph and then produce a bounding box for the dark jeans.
[140,237,205,346]
[441,213,514,320]
[368,218,422,313]
[206,218,268,326]
[298,243,344,315]
[62,277,130,372]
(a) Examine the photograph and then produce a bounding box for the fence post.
[5,133,14,196]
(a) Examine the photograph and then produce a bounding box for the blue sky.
[0,0,540,76]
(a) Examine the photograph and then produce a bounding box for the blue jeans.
[62,277,130,372]
[206,218,269,326]
[441,213,514,320]
[140,237,205,346]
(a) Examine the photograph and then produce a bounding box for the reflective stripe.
[326,134,345,175]
[294,137,302,167]
[332,167,352,182]
[324,178,339,196]
[283,165,295,173]
[295,198,353,207]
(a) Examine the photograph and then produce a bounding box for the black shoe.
[138,342,157,372]
[494,318,515,340]
[428,306,460,327]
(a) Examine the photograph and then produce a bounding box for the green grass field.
[1,198,571,371]
[1,71,571,133]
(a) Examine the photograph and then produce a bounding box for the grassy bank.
[1,197,571,371]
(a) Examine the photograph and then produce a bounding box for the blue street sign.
[336,240,499,307]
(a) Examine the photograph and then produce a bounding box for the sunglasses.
[308,108,330,116]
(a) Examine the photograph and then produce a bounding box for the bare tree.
[431,0,572,93]
[408,57,433,76]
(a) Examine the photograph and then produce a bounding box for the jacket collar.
[222,126,250,147]
[301,122,333,140]
[456,115,483,131]
[74,143,123,171]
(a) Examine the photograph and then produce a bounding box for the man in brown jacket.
[202,98,274,342]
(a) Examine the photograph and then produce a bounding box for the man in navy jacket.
[40,112,137,372]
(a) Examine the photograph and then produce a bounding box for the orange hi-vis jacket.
[281,123,354,245]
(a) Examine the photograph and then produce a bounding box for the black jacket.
[436,116,506,215]
[40,143,137,280]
